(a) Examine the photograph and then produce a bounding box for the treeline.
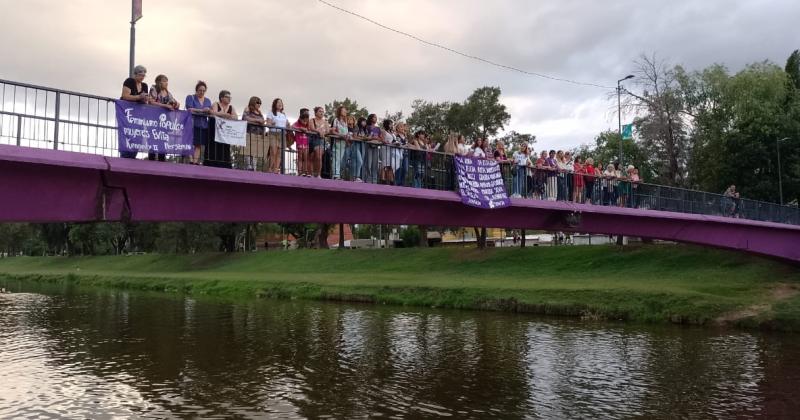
[0,222,432,257]
[579,51,800,205]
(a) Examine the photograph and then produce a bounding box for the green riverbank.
[1,245,799,330]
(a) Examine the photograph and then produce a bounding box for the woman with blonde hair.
[148,74,179,162]
[241,96,266,171]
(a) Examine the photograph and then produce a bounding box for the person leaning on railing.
[363,114,382,184]
[723,184,740,217]
[394,123,410,186]
[348,116,369,183]
[583,157,596,204]
[119,65,150,159]
[148,74,180,162]
[442,133,459,191]
[533,151,548,200]
[309,106,329,179]
[408,131,427,189]
[206,90,237,168]
[470,138,487,158]
[572,156,586,204]
[291,108,311,177]
[185,81,212,165]
[331,106,350,180]
[544,150,558,201]
[241,96,266,171]
[265,98,290,174]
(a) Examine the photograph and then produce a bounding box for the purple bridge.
[2,144,799,263]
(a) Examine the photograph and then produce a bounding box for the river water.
[1,282,798,419]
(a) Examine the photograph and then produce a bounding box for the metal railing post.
[279,129,286,175]
[15,115,22,146]
[53,92,60,150]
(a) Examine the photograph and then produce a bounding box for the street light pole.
[129,0,142,77]
[777,137,789,206]
[617,75,634,166]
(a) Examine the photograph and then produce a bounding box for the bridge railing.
[1,78,798,226]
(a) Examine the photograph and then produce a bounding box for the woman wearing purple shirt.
[545,150,558,201]
[185,81,212,165]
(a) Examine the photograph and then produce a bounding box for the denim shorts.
[309,135,323,149]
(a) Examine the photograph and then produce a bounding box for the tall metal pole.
[777,137,789,205]
[617,81,622,166]
[129,1,135,77]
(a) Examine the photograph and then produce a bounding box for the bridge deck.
[2,144,798,262]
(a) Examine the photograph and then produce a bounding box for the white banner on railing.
[214,119,247,146]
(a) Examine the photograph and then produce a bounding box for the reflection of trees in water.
[13,284,799,418]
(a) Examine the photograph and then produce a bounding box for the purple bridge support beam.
[1,145,799,262]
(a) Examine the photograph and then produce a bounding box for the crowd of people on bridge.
[121,66,646,208]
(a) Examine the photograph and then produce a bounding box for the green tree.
[407,99,452,141]
[786,49,800,90]
[495,131,536,153]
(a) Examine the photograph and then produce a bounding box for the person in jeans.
[119,65,150,159]
[347,117,369,182]
[511,143,532,198]
[185,81,212,165]
[394,123,410,186]
[544,150,558,201]
[409,131,427,188]
[331,106,350,180]
[241,96,266,171]
[363,114,381,183]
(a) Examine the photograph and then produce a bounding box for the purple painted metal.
[2,144,799,262]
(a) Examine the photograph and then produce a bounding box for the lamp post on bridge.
[617,75,635,166]
[129,0,143,77]
[777,137,790,206]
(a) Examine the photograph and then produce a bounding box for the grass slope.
[1,245,799,330]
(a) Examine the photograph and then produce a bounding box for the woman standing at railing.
[119,65,150,159]
[572,156,585,203]
[408,131,426,188]
[544,150,558,201]
[394,123,410,186]
[241,96,266,171]
[456,135,469,156]
[266,98,290,174]
[363,114,381,184]
[348,117,369,182]
[533,150,548,199]
[583,157,596,204]
[511,143,531,198]
[148,75,180,162]
[292,108,311,177]
[331,106,350,180]
[602,163,617,206]
[378,119,397,185]
[555,151,568,201]
[470,138,486,158]
[185,81,212,165]
[205,90,237,168]
[309,107,329,179]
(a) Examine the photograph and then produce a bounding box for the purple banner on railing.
[115,101,193,155]
[454,155,511,209]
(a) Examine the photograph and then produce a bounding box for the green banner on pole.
[622,123,633,140]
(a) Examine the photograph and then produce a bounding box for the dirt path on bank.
[715,284,799,325]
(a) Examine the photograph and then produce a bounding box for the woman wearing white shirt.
[470,138,486,158]
[266,98,290,174]
[511,143,532,198]
[456,135,469,156]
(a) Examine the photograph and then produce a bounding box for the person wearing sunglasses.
[204,90,237,168]
[241,96,266,171]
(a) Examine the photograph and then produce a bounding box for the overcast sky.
[1,0,798,151]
